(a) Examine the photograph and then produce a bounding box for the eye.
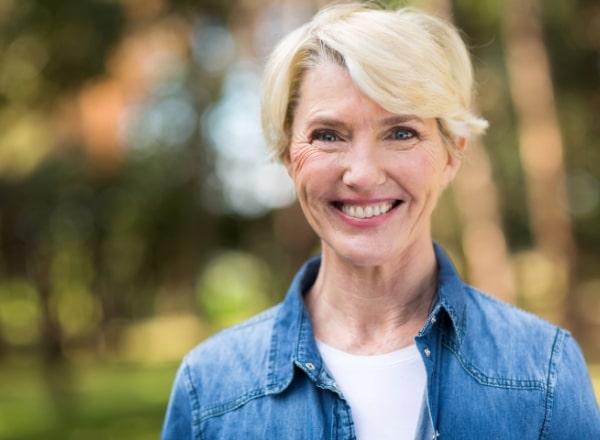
[390,127,417,141]
[312,129,340,143]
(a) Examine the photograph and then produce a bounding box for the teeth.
[341,202,395,219]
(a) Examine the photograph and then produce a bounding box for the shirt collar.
[266,243,467,391]
[267,255,323,391]
[427,243,467,343]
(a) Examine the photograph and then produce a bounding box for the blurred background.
[0,0,598,438]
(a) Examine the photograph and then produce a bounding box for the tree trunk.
[434,0,516,303]
[500,0,578,331]
[453,141,516,303]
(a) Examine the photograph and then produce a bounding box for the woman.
[162,3,599,439]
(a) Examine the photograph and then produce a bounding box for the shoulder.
[162,305,285,436]
[185,304,280,370]
[449,285,568,385]
[177,305,281,406]
[463,285,561,342]
[459,287,600,435]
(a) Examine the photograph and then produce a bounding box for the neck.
[306,242,438,355]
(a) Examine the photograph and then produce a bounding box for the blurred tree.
[501,0,577,329]
[0,0,236,363]
[0,0,598,366]
[429,0,517,303]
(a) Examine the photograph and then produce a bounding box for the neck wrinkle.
[306,242,438,355]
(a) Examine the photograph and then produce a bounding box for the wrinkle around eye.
[383,137,419,151]
[289,143,330,176]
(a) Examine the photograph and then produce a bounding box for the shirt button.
[424,348,431,358]
[305,362,316,371]
[431,316,437,324]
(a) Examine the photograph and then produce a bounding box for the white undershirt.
[317,340,427,440]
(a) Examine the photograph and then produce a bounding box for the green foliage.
[0,0,124,105]
[197,251,273,328]
[0,361,176,440]
[0,279,41,346]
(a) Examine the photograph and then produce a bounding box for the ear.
[442,136,466,185]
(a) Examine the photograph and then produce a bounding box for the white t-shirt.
[317,340,427,440]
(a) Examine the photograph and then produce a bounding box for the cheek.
[391,151,447,195]
[419,145,453,183]
[397,150,436,174]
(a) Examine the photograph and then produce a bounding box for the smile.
[336,201,400,219]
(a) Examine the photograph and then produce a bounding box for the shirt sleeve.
[161,358,195,440]
[543,331,600,439]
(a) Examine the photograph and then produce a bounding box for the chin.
[327,243,400,268]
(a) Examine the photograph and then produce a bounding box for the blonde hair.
[261,2,488,160]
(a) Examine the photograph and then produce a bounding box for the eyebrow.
[304,117,348,130]
[379,115,424,126]
[305,114,424,129]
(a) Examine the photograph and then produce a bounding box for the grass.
[0,360,178,440]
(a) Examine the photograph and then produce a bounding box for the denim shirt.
[161,244,600,439]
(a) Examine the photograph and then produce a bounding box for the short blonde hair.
[261,2,488,160]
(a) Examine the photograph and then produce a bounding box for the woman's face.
[285,62,462,267]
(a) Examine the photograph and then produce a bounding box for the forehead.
[295,63,385,123]
[294,62,421,130]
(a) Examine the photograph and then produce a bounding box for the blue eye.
[391,128,416,140]
[313,130,338,142]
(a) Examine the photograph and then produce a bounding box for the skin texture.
[284,62,465,354]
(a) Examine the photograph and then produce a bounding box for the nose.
[341,138,386,191]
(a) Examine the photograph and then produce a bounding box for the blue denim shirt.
[161,244,600,439]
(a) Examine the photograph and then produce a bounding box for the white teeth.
[341,202,394,219]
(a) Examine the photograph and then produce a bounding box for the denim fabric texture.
[161,243,600,439]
